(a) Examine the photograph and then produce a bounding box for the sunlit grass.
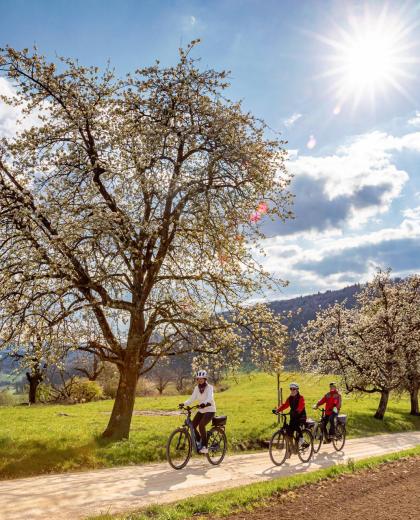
[0,371,418,479]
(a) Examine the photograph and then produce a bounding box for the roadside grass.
[0,371,419,480]
[89,446,420,520]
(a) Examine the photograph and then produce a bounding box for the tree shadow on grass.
[0,438,101,480]
[0,435,12,449]
[348,410,420,438]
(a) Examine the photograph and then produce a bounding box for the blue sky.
[1,0,420,299]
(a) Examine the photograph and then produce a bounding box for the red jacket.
[277,393,306,418]
[317,389,342,416]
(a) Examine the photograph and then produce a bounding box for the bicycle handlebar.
[178,404,200,412]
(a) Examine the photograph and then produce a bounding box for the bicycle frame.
[274,412,294,448]
[180,405,201,454]
[316,408,337,439]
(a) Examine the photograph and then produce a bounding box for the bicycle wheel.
[269,429,287,466]
[166,428,192,470]
[313,424,323,454]
[206,427,227,466]
[332,424,346,451]
[297,428,314,463]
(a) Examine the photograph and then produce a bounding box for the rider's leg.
[198,412,215,447]
[288,418,301,450]
[329,412,338,437]
[321,416,329,441]
[192,413,202,444]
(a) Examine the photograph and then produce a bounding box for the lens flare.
[306,135,317,149]
[317,5,419,109]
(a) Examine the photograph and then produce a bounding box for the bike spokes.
[297,429,314,463]
[312,424,323,453]
[206,428,227,465]
[269,430,288,466]
[166,428,192,470]
[332,424,346,451]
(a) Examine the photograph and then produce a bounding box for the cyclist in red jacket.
[273,382,307,445]
[313,382,342,441]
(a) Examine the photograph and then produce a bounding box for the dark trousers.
[322,412,338,437]
[286,416,306,440]
[192,412,215,447]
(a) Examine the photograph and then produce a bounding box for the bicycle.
[166,404,228,470]
[312,408,347,453]
[269,412,314,466]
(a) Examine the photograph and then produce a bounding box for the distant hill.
[0,284,362,377]
[268,283,361,367]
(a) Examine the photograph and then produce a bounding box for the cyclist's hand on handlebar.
[312,404,318,410]
[272,408,278,414]
[178,403,185,409]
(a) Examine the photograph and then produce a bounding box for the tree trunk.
[102,353,139,440]
[26,371,42,405]
[374,389,389,420]
[409,382,420,416]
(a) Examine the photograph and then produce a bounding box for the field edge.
[88,443,420,520]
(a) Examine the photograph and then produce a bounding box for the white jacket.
[184,384,216,413]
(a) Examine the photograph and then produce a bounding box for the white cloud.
[258,206,420,285]
[283,112,302,127]
[286,130,420,229]
[408,110,420,127]
[0,77,41,138]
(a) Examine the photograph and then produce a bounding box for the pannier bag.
[337,414,347,425]
[212,415,227,427]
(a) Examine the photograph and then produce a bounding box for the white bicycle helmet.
[196,370,208,379]
[289,382,299,390]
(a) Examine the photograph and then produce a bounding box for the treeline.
[297,271,420,419]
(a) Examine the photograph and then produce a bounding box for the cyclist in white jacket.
[180,370,216,454]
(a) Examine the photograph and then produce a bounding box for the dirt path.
[0,431,419,520]
[220,455,420,520]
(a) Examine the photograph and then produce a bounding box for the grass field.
[0,371,419,480]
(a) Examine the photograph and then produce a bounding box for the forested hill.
[268,283,361,366]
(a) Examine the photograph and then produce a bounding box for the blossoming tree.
[298,271,420,419]
[0,43,292,439]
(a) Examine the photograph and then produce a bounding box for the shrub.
[102,380,118,399]
[0,389,17,406]
[98,363,120,399]
[68,378,104,402]
[36,383,55,403]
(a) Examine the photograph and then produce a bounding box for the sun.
[318,6,419,109]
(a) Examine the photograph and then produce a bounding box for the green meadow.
[0,371,419,480]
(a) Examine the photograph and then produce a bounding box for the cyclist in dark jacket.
[274,382,307,443]
[313,382,342,440]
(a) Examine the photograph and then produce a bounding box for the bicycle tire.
[206,427,227,466]
[269,429,288,466]
[297,428,314,463]
[313,423,323,454]
[332,424,346,451]
[166,427,192,470]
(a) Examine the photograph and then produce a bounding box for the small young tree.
[150,361,173,395]
[71,352,104,381]
[0,44,292,439]
[0,310,70,404]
